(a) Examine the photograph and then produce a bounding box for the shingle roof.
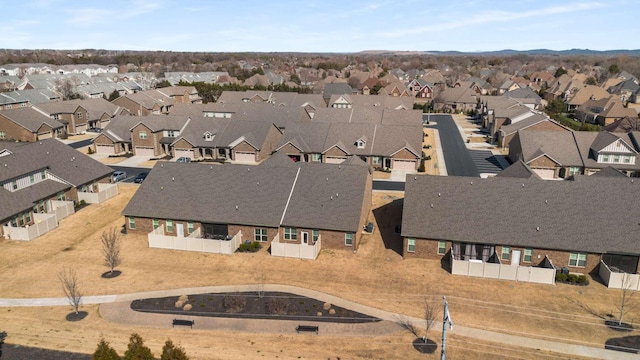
[0,138,113,186]
[402,174,640,254]
[495,160,542,179]
[122,160,369,232]
[0,180,70,222]
[0,107,65,132]
[518,130,583,166]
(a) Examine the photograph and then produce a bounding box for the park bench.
[172,319,194,328]
[296,325,319,334]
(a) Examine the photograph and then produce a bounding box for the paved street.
[425,114,480,177]
[468,149,504,176]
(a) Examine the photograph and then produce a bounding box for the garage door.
[75,124,87,134]
[96,145,115,155]
[37,132,52,140]
[392,159,417,170]
[235,152,256,163]
[533,168,555,179]
[325,156,346,164]
[135,147,155,156]
[174,149,195,160]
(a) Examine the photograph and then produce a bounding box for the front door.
[302,232,309,245]
[176,223,184,237]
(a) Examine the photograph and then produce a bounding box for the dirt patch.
[139,160,158,167]
[131,292,380,324]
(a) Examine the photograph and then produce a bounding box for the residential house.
[406,79,434,99]
[379,81,410,97]
[498,115,569,149]
[66,98,130,128]
[156,86,202,104]
[509,130,640,178]
[433,87,478,113]
[0,139,116,240]
[322,83,356,105]
[111,89,176,116]
[401,174,640,284]
[565,85,610,112]
[33,102,89,134]
[603,116,640,133]
[0,89,62,110]
[529,71,555,88]
[0,107,65,141]
[607,79,639,104]
[121,156,372,259]
[358,78,380,95]
[575,96,637,126]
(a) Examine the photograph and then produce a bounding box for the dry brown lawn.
[0,185,636,359]
[99,156,128,165]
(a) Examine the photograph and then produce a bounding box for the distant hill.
[357,49,640,56]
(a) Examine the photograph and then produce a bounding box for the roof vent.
[330,196,333,200]
[161,186,164,190]
[470,181,473,185]
[257,182,259,186]
[161,164,164,168]
[247,168,250,172]
[545,199,548,204]
[235,205,238,210]
[326,177,329,181]
[414,176,417,180]
[438,192,441,197]
[336,193,338,197]
[522,183,525,188]
[430,204,434,208]
[171,177,174,181]
[338,165,341,169]
[536,226,540,231]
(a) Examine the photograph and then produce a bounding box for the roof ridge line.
[279,167,301,225]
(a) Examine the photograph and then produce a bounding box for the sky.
[1,0,638,53]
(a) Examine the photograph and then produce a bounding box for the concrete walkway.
[0,284,635,359]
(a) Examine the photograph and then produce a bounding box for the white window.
[255,228,268,242]
[284,227,296,241]
[613,154,620,163]
[139,131,147,139]
[152,219,159,229]
[602,154,609,163]
[524,248,532,262]
[128,217,136,230]
[437,241,446,255]
[166,220,173,232]
[312,229,319,242]
[501,246,510,260]
[345,232,353,246]
[569,252,587,267]
[623,155,631,163]
[356,140,365,149]
[0,131,6,140]
[187,222,194,234]
[204,133,214,141]
[77,112,82,119]
[5,104,11,109]
[372,156,382,165]
[311,153,322,162]
[407,238,416,252]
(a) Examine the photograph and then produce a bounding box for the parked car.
[134,172,148,183]
[86,127,102,133]
[112,171,127,182]
[176,157,191,163]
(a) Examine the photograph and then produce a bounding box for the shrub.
[223,295,246,313]
[238,241,262,252]
[265,298,289,315]
[329,309,336,315]
[576,275,589,285]
[323,302,331,311]
[183,304,192,311]
[567,274,579,283]
[87,147,95,155]
[556,273,568,282]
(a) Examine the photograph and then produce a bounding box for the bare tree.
[101,227,122,275]
[254,272,266,298]
[617,273,637,326]
[424,297,437,341]
[59,267,82,314]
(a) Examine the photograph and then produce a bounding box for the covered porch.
[148,225,242,255]
[449,243,556,285]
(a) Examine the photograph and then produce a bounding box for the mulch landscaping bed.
[131,291,381,323]
[2,343,90,360]
[605,335,640,354]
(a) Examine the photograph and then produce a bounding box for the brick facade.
[404,238,603,274]
[0,115,37,141]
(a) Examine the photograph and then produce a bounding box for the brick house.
[122,154,372,259]
[401,174,640,284]
[0,107,65,141]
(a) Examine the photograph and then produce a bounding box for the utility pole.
[441,296,452,360]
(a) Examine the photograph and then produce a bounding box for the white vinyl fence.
[599,260,640,290]
[270,234,321,260]
[451,256,555,285]
[77,183,118,204]
[148,226,242,254]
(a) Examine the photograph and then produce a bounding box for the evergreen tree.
[160,339,189,360]
[92,338,120,360]
[124,333,154,360]
[108,89,120,101]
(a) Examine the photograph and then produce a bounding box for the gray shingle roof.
[0,139,113,186]
[0,107,65,132]
[402,174,640,254]
[0,180,70,222]
[123,160,369,232]
[495,160,542,179]
[518,130,583,166]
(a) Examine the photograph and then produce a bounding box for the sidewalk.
[0,284,634,359]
